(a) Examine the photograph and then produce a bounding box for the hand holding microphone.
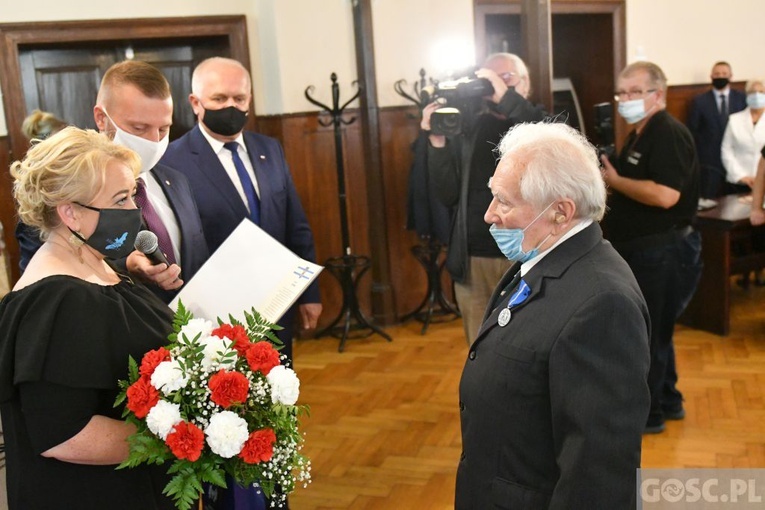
[134,230,170,266]
[129,231,183,290]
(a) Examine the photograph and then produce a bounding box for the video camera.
[593,102,616,162]
[421,75,495,137]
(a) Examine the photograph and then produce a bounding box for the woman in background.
[16,109,69,272]
[721,79,765,286]
[20,109,67,141]
[721,79,765,194]
[0,127,174,510]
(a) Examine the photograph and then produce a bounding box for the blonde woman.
[0,127,174,509]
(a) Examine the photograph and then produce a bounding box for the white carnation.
[146,400,182,440]
[199,335,236,372]
[266,365,300,405]
[178,318,215,344]
[151,359,189,395]
[205,410,249,458]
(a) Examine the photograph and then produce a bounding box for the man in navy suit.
[161,57,321,362]
[687,61,747,198]
[16,61,209,303]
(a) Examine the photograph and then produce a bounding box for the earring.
[68,230,84,263]
[68,230,84,247]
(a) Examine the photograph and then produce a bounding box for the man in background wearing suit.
[456,122,649,509]
[16,60,209,303]
[161,57,321,362]
[687,61,747,198]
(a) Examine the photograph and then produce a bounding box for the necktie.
[223,142,260,224]
[503,270,522,298]
[720,94,728,121]
[134,177,176,265]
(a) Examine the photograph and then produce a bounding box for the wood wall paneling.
[665,81,746,125]
[259,107,444,331]
[379,107,435,317]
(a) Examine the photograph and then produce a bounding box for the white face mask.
[618,98,649,125]
[102,109,169,173]
[746,92,765,110]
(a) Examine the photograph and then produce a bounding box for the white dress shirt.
[198,124,261,214]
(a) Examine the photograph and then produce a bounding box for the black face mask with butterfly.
[70,203,142,260]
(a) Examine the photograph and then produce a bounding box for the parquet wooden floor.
[290,281,765,509]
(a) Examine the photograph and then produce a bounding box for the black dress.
[0,275,176,510]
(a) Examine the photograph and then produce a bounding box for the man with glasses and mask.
[161,57,321,364]
[687,61,747,198]
[16,60,209,303]
[421,53,547,346]
[600,61,702,435]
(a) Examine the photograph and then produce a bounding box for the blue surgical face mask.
[747,92,765,109]
[617,98,650,124]
[489,202,554,263]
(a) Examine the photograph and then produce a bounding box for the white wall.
[2,0,765,122]
[626,0,765,85]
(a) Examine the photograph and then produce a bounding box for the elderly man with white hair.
[456,122,650,510]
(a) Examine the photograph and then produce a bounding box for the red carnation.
[208,369,250,408]
[245,341,280,375]
[239,428,277,464]
[165,421,205,461]
[126,376,160,418]
[139,347,171,378]
[212,324,251,356]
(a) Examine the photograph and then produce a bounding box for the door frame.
[474,1,625,77]
[0,15,250,282]
[0,15,250,163]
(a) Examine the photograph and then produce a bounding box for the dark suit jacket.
[15,163,209,304]
[456,223,650,510]
[147,163,210,303]
[687,88,747,197]
[160,125,320,348]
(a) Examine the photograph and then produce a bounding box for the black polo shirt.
[603,110,699,242]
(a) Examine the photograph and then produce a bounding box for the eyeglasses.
[499,72,520,84]
[613,89,656,101]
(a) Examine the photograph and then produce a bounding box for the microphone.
[134,230,170,266]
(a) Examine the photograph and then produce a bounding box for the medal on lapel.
[498,279,531,327]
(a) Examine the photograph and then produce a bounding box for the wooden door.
[0,16,251,282]
[474,1,626,141]
[19,37,230,140]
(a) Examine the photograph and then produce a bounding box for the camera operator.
[422,53,546,345]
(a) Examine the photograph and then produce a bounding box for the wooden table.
[679,194,765,335]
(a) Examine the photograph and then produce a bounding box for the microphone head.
[134,230,159,254]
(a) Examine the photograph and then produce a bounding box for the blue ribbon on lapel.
[508,279,531,308]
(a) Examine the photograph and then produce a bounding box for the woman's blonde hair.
[11,126,140,238]
[21,109,68,141]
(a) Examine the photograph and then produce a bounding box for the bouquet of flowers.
[115,302,311,510]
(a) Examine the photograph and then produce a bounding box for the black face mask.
[70,203,142,259]
[202,106,248,137]
[712,77,730,90]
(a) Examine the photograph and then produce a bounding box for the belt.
[611,225,694,258]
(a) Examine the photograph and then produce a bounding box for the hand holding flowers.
[116,303,310,510]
